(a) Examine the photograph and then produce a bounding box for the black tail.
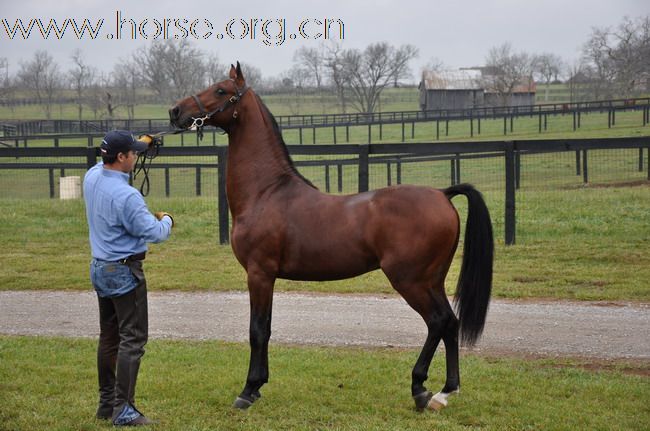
[444,183,494,347]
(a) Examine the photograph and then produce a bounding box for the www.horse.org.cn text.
[1,11,345,46]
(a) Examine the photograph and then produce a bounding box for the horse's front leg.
[233,268,275,409]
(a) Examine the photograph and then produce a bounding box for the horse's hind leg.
[427,298,460,411]
[233,268,275,409]
[393,281,459,411]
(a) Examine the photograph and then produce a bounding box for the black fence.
[1,137,648,246]
[2,96,649,141]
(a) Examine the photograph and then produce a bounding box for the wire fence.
[0,137,648,245]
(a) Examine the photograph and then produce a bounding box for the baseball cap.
[100,130,149,156]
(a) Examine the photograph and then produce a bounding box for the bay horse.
[169,63,494,412]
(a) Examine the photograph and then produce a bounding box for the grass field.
[1,336,648,431]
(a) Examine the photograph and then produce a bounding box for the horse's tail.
[444,183,494,347]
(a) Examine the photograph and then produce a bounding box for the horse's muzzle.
[168,105,181,127]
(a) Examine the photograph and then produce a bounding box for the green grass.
[1,336,648,431]
[1,183,649,301]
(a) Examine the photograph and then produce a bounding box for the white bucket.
[60,176,81,200]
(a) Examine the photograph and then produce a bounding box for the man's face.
[117,150,138,173]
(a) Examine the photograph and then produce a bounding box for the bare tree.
[69,50,96,121]
[139,40,209,103]
[582,27,618,99]
[582,15,650,98]
[323,42,348,113]
[138,42,172,102]
[483,43,535,106]
[533,53,564,101]
[566,60,593,103]
[294,46,325,89]
[341,42,418,113]
[112,59,140,120]
[280,65,313,115]
[0,57,13,107]
[205,54,227,85]
[86,74,105,120]
[392,44,419,87]
[164,40,207,102]
[17,50,61,119]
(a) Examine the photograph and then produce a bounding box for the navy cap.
[100,130,149,156]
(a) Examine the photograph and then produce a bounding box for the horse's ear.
[234,61,245,86]
[229,64,237,80]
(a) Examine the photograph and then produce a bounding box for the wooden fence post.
[639,148,644,172]
[195,167,202,196]
[165,168,170,197]
[505,141,516,245]
[358,144,369,193]
[86,146,97,170]
[48,168,55,199]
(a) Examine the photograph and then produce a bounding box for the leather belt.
[118,252,146,264]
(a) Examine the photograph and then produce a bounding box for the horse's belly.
[279,246,379,281]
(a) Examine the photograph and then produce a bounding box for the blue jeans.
[90,259,139,298]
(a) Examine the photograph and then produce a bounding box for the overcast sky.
[1,0,648,82]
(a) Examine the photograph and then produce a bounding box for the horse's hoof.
[413,391,433,411]
[426,390,460,411]
[232,396,254,410]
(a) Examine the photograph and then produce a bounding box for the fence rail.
[2,96,649,140]
[1,136,649,245]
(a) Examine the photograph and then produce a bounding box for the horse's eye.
[216,88,226,95]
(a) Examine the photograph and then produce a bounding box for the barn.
[418,69,484,111]
[419,68,536,110]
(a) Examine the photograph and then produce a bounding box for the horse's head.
[169,62,248,131]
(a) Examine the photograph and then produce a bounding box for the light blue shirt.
[83,162,172,261]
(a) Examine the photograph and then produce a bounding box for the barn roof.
[420,69,537,94]
[420,70,483,90]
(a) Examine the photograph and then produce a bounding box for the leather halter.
[190,79,248,130]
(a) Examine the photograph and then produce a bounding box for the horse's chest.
[230,213,285,261]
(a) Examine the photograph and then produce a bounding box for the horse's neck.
[226,106,296,215]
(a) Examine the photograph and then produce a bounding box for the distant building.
[419,68,536,110]
[418,69,483,111]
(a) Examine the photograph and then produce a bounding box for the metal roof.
[421,69,537,93]
[420,70,483,90]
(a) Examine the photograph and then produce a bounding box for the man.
[83,130,173,426]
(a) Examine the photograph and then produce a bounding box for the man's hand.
[138,134,161,147]
[154,211,174,227]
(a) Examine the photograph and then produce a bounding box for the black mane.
[255,94,317,190]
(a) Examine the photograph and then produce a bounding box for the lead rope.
[133,139,161,197]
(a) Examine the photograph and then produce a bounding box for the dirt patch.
[475,350,650,377]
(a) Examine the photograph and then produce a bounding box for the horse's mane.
[254,93,317,190]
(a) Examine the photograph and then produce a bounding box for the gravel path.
[1,290,648,360]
